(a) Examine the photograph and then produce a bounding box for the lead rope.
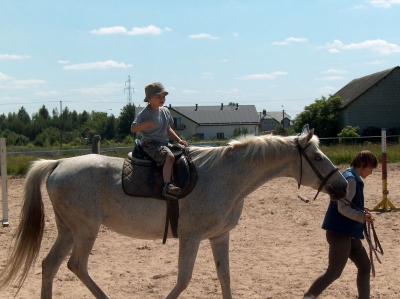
[339,198,384,277]
[363,222,383,277]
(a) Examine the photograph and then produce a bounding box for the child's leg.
[163,154,175,183]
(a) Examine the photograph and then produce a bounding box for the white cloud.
[57,60,70,64]
[188,33,219,40]
[0,79,46,89]
[365,60,386,65]
[221,59,228,63]
[63,60,133,70]
[182,89,199,93]
[201,72,213,79]
[272,37,308,46]
[325,39,400,55]
[322,69,348,74]
[315,76,346,81]
[233,32,240,37]
[35,90,61,96]
[0,54,31,59]
[73,82,124,95]
[90,25,171,36]
[0,72,11,81]
[369,0,400,8]
[319,85,337,95]
[329,48,340,54]
[352,4,366,9]
[127,25,171,35]
[235,71,288,80]
[90,26,128,35]
[215,88,240,94]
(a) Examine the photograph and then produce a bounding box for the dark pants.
[305,230,371,299]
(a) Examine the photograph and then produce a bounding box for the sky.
[1,0,400,119]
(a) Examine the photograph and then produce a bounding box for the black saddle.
[132,139,185,161]
[122,139,197,243]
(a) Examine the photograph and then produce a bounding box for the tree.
[117,104,135,140]
[293,95,343,138]
[232,126,248,138]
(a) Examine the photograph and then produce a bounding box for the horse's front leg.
[166,236,201,299]
[210,232,232,299]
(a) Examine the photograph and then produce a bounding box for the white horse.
[0,127,347,299]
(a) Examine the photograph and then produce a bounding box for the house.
[169,104,260,140]
[259,109,291,133]
[135,104,260,140]
[335,66,400,133]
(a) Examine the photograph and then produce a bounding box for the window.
[217,132,225,139]
[173,117,182,125]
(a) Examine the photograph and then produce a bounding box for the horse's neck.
[199,145,297,194]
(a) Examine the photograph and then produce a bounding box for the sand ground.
[1,164,400,298]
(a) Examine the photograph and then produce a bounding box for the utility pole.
[124,75,134,104]
[281,105,285,131]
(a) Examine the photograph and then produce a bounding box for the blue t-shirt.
[132,106,174,144]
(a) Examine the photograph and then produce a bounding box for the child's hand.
[178,139,188,147]
[364,212,375,223]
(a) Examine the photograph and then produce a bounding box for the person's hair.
[350,150,378,169]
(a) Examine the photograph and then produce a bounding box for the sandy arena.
[1,164,400,298]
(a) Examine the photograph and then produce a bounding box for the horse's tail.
[0,159,59,292]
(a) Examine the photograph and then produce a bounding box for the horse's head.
[296,125,347,201]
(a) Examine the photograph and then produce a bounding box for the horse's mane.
[190,134,319,168]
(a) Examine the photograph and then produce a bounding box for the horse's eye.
[315,154,322,161]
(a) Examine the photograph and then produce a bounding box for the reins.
[296,141,339,200]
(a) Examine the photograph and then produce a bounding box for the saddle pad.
[122,158,163,197]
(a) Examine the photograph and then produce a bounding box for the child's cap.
[144,82,169,102]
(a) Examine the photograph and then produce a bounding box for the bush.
[338,126,360,144]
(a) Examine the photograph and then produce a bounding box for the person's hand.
[178,139,188,147]
[364,211,375,223]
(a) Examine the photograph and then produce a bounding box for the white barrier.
[1,138,9,227]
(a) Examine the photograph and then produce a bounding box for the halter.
[296,140,339,200]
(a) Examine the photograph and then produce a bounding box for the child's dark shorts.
[141,141,174,164]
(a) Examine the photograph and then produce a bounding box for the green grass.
[321,143,400,165]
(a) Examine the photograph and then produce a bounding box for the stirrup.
[163,182,178,200]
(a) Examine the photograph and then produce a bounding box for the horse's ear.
[305,128,314,143]
[299,126,314,147]
[301,124,310,135]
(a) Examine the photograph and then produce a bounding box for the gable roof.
[169,104,259,125]
[260,111,291,122]
[335,66,399,108]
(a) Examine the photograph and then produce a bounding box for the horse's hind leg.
[41,214,74,299]
[210,232,232,299]
[67,225,109,299]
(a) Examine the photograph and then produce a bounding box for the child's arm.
[167,125,188,146]
[131,120,156,134]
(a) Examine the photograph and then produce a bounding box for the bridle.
[296,139,339,200]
